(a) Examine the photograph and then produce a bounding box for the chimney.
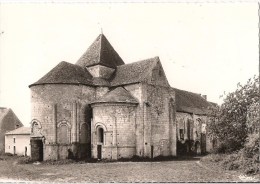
[202,95,207,101]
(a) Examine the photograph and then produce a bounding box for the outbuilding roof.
[91,87,139,104]
[174,88,212,115]
[0,107,9,123]
[110,57,159,86]
[76,34,125,69]
[5,127,30,135]
[29,61,93,87]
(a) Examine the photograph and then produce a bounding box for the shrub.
[17,156,33,164]
[208,76,259,153]
[3,153,13,156]
[201,154,224,163]
[43,159,75,165]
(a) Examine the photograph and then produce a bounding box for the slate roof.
[29,61,93,87]
[5,127,30,135]
[110,57,159,86]
[76,34,125,69]
[0,107,9,123]
[91,87,139,104]
[173,88,212,115]
[92,77,110,87]
[29,34,216,115]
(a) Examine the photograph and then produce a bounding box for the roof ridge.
[75,34,124,69]
[98,34,102,66]
[5,126,30,135]
[119,56,159,68]
[172,87,202,96]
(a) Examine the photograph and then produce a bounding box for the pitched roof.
[173,88,212,115]
[5,127,30,135]
[91,87,139,104]
[92,77,110,87]
[0,107,9,123]
[75,34,125,69]
[110,57,159,86]
[29,61,93,87]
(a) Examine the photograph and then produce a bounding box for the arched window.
[57,121,71,144]
[31,119,42,136]
[97,127,104,143]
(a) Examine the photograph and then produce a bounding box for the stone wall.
[30,84,95,160]
[87,65,115,79]
[91,103,137,159]
[124,83,144,157]
[145,84,176,157]
[176,112,213,155]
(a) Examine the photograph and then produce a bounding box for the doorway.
[25,146,27,156]
[151,145,154,159]
[97,145,102,159]
[201,133,206,154]
[13,146,16,155]
[31,138,43,161]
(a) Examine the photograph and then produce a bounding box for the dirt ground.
[0,155,259,183]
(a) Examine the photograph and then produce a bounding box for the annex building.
[0,107,23,153]
[29,34,215,161]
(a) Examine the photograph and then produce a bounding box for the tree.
[208,75,259,153]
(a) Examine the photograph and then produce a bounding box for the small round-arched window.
[97,127,104,143]
[32,120,41,136]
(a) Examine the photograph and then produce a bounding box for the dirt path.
[0,157,257,183]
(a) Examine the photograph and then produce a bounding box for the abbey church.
[29,34,215,161]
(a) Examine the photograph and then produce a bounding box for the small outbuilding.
[0,107,23,153]
[5,127,31,156]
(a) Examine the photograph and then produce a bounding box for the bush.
[17,156,33,164]
[203,150,260,175]
[208,76,259,153]
[3,153,13,156]
[43,159,76,165]
[201,154,224,163]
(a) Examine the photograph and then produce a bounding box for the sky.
[0,2,258,127]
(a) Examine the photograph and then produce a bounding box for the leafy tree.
[208,75,259,153]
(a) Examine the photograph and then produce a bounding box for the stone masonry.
[29,34,214,161]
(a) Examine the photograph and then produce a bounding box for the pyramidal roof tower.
[75,34,125,69]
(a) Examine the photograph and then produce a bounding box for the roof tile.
[76,34,124,69]
[174,88,212,115]
[29,61,93,87]
[111,57,158,86]
[5,127,30,135]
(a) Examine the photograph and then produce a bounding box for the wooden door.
[97,145,102,159]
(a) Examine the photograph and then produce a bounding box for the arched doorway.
[30,120,44,161]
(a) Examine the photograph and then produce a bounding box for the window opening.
[180,129,184,140]
[97,127,104,143]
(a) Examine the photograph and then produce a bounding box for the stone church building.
[29,34,214,161]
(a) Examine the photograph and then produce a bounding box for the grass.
[201,153,260,177]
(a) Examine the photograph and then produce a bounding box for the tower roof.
[75,34,125,69]
[91,87,138,104]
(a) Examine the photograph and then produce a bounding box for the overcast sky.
[0,2,258,126]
